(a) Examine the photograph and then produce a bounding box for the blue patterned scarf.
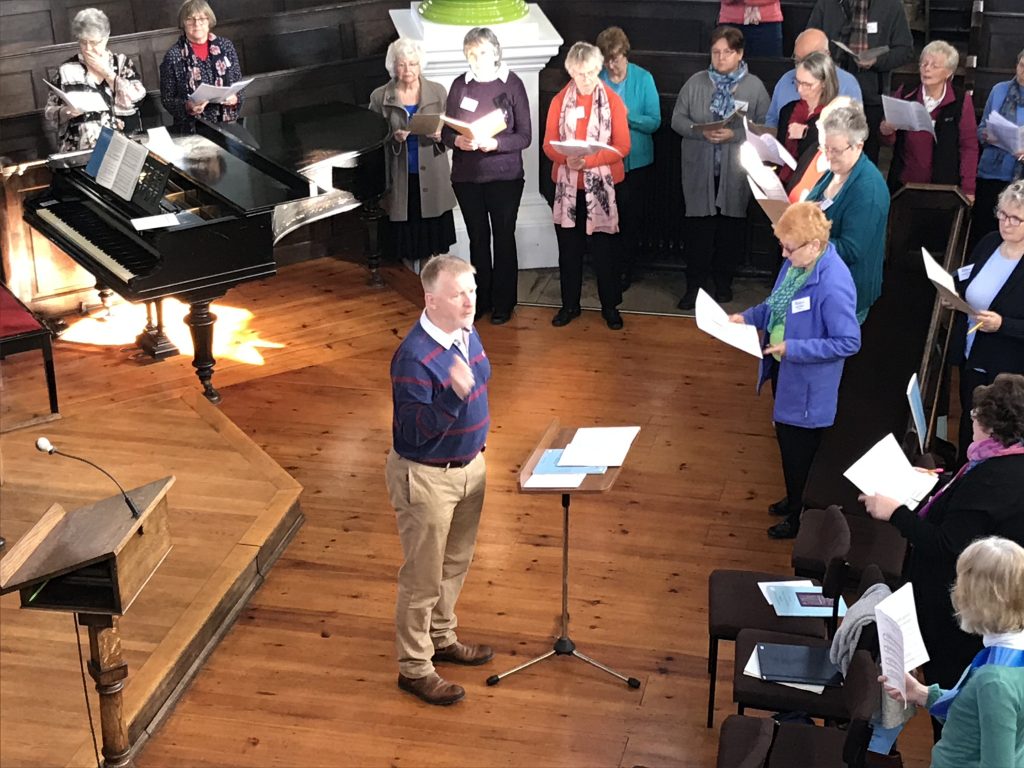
[707,61,747,119]
[929,644,1024,720]
[999,79,1024,180]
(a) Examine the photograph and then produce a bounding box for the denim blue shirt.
[765,67,863,129]
[599,62,660,172]
[977,80,1024,182]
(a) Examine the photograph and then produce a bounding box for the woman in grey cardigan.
[369,38,457,264]
[671,26,769,309]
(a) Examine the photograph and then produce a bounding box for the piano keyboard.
[34,201,158,284]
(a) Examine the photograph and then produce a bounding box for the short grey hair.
[920,39,958,74]
[420,254,474,293]
[71,8,110,41]
[385,38,426,78]
[463,27,502,64]
[998,179,1024,212]
[821,104,869,146]
[564,41,604,75]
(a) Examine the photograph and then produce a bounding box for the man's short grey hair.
[463,27,502,64]
[385,38,426,78]
[564,41,604,75]
[72,8,110,42]
[920,39,959,74]
[420,254,475,293]
[998,180,1024,212]
[821,104,869,146]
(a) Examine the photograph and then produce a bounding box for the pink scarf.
[552,81,619,235]
[918,438,1024,518]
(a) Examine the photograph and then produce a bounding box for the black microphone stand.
[53,448,141,518]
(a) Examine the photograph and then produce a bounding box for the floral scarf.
[164,33,241,125]
[917,438,1024,518]
[552,81,619,235]
[708,61,747,120]
[999,79,1024,180]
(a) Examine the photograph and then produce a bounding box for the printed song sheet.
[875,583,930,700]
[843,433,938,508]
[695,289,764,358]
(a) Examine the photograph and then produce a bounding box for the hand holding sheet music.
[45,80,109,115]
[743,117,796,170]
[189,78,253,105]
[549,140,622,157]
[882,96,935,138]
[832,40,890,66]
[843,433,939,508]
[695,289,764,358]
[985,111,1024,155]
[874,583,930,701]
[921,247,977,315]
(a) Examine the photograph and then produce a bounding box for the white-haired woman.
[805,103,889,323]
[972,49,1024,246]
[43,7,146,152]
[543,41,631,330]
[441,27,531,325]
[159,0,243,132]
[879,40,978,201]
[369,39,456,264]
[881,537,1024,766]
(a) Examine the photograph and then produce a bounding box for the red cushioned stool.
[0,284,59,419]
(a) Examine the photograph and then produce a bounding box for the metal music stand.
[486,420,641,690]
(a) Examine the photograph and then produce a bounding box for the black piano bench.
[0,284,60,429]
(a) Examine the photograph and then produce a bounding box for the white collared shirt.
[984,630,1024,650]
[465,63,510,84]
[420,311,470,358]
[922,83,947,114]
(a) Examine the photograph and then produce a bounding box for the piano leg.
[359,196,386,287]
[136,300,180,360]
[185,300,221,404]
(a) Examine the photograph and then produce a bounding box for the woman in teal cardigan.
[806,104,890,324]
[597,26,661,289]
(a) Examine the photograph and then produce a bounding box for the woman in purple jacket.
[730,202,861,538]
[442,27,531,325]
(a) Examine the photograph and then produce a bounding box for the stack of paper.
[441,109,506,140]
[45,80,108,114]
[921,247,976,314]
[882,95,935,138]
[523,448,605,489]
[557,426,640,468]
[985,111,1024,155]
[549,139,622,157]
[694,289,763,358]
[188,78,253,104]
[844,433,939,508]
[874,583,930,700]
[743,117,796,170]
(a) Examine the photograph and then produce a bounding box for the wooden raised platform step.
[0,390,302,767]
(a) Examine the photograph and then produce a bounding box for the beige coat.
[369,78,456,222]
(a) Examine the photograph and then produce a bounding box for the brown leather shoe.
[432,641,494,666]
[397,673,465,705]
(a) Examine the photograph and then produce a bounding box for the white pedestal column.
[390,3,563,269]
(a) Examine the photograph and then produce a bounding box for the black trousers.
[453,178,525,316]
[775,421,825,526]
[616,164,653,282]
[555,188,622,312]
[969,177,1007,252]
[685,210,745,293]
[863,102,884,166]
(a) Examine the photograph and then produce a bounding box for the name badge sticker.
[791,297,811,313]
[460,96,478,112]
[734,100,749,113]
[819,198,834,212]
[957,264,973,281]
[866,21,878,34]
[573,105,586,121]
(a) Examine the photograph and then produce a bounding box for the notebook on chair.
[756,643,843,687]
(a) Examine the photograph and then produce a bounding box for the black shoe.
[490,312,511,325]
[767,519,800,539]
[677,288,699,311]
[714,286,733,303]
[474,307,491,322]
[603,308,624,330]
[768,497,790,516]
[551,307,582,327]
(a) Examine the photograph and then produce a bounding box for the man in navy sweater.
[385,254,493,705]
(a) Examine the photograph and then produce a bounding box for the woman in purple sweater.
[442,28,532,325]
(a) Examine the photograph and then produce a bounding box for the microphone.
[35,437,140,518]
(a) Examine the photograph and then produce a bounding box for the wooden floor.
[0,258,933,767]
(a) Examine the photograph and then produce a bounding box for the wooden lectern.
[0,476,175,768]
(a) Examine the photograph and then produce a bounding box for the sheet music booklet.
[85,126,149,202]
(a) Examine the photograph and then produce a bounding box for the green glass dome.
[417,0,529,25]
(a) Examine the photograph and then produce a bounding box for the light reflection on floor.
[60,298,284,365]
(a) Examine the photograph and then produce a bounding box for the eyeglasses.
[781,241,812,255]
[711,47,740,58]
[795,78,820,89]
[185,15,209,24]
[995,208,1024,227]
[821,143,854,157]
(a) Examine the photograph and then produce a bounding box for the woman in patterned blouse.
[159,0,243,132]
[43,7,146,152]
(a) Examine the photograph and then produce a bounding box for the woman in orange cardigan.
[543,41,631,330]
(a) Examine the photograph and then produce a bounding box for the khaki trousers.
[385,449,486,678]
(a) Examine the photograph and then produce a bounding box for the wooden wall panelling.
[64,0,136,39]
[0,1,59,56]
[979,13,1024,69]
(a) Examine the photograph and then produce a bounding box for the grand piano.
[23,102,389,403]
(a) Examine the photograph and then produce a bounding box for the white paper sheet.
[743,117,797,169]
[695,289,764,358]
[131,213,179,231]
[744,648,824,694]
[549,139,622,157]
[882,95,936,138]
[907,373,927,454]
[757,579,814,605]
[44,80,109,114]
[921,247,976,315]
[748,177,791,224]
[189,77,253,104]
[523,473,585,489]
[557,426,640,467]
[95,131,148,201]
[844,433,939,508]
[831,40,889,65]
[740,142,790,202]
[985,111,1024,155]
[874,583,930,700]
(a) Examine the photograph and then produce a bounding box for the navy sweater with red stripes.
[390,321,490,464]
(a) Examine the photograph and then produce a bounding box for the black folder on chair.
[757,643,844,687]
